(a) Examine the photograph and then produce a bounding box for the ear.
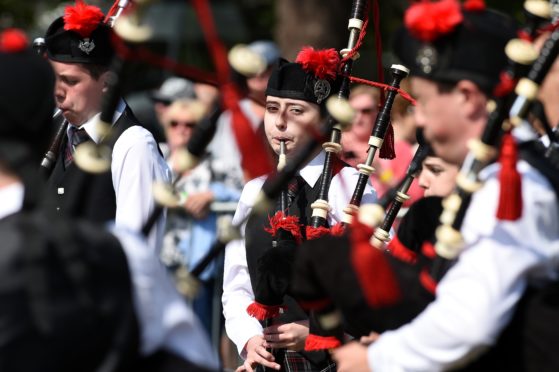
[100,71,110,93]
[454,80,487,121]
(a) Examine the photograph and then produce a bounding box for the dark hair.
[82,63,109,80]
[435,81,457,94]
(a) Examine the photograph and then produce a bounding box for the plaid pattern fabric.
[254,350,336,372]
[282,351,336,372]
[64,126,91,168]
[286,176,305,207]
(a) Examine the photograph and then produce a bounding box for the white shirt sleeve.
[367,161,559,372]
[329,165,378,223]
[111,126,172,253]
[222,179,266,358]
[112,227,220,370]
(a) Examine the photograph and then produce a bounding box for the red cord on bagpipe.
[190,0,274,180]
[107,0,274,180]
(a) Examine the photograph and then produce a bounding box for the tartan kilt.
[256,350,336,372]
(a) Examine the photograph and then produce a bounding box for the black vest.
[245,161,347,368]
[45,107,138,223]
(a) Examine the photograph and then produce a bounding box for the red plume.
[405,0,463,42]
[295,47,340,80]
[0,28,28,53]
[63,0,105,38]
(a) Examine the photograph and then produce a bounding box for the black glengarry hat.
[393,0,516,94]
[44,0,113,66]
[266,47,341,105]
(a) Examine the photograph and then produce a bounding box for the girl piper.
[222,47,377,371]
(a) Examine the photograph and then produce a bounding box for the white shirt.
[111,227,219,369]
[0,184,218,370]
[68,100,172,252]
[222,151,377,357]
[0,182,24,219]
[368,159,559,372]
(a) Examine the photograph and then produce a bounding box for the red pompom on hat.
[0,28,28,53]
[63,0,105,38]
[44,0,113,65]
[295,47,340,81]
[394,0,516,95]
[405,0,463,43]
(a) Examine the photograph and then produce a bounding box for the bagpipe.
[235,0,424,357]
[430,0,559,282]
[291,0,559,347]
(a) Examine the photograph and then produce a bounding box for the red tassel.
[496,132,522,221]
[349,221,401,307]
[264,211,303,244]
[421,241,437,259]
[306,225,331,241]
[492,72,517,98]
[304,334,341,351]
[0,28,28,53]
[386,236,417,264]
[246,302,284,320]
[330,223,346,237]
[419,269,437,295]
[63,0,105,38]
[379,122,396,159]
[222,84,274,180]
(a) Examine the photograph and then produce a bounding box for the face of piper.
[51,61,108,127]
[264,96,322,159]
[411,76,487,166]
[418,155,459,197]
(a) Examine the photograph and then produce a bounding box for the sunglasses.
[169,120,196,129]
[355,107,375,114]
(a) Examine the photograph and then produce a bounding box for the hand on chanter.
[263,320,309,351]
[331,341,371,372]
[237,335,281,372]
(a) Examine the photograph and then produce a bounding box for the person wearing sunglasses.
[159,98,241,346]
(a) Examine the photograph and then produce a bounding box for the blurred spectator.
[342,84,424,206]
[158,98,241,350]
[152,77,198,122]
[208,40,281,191]
[341,84,379,167]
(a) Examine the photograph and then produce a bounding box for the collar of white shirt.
[299,150,327,188]
[66,98,126,144]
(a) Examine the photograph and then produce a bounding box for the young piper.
[43,0,171,251]
[222,49,377,371]
[0,28,218,372]
[333,1,559,371]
